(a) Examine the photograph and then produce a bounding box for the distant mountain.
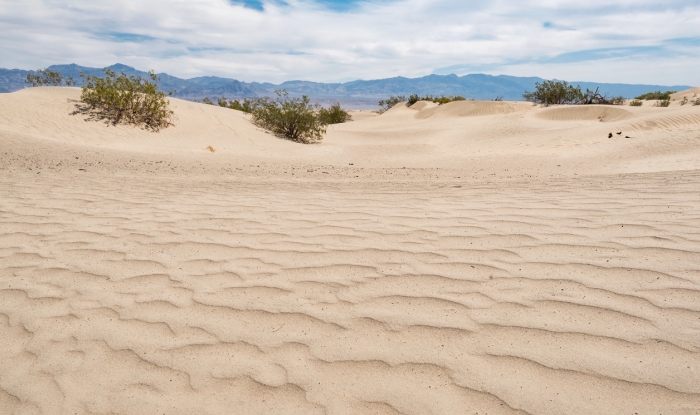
[0,63,693,108]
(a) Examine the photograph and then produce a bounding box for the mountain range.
[0,63,693,109]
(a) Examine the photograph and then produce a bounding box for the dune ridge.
[1,87,700,415]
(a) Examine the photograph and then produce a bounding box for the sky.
[1,0,699,85]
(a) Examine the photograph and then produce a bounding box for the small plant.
[73,68,175,131]
[692,98,700,106]
[635,90,677,100]
[680,96,689,105]
[407,94,421,106]
[629,99,643,107]
[609,96,626,105]
[378,95,407,113]
[202,97,215,105]
[318,103,352,124]
[26,68,76,87]
[653,99,671,108]
[251,90,327,144]
[431,95,466,105]
[494,96,503,101]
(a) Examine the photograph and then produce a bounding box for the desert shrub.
[202,97,215,105]
[523,80,583,105]
[26,68,76,87]
[635,90,677,100]
[378,95,407,113]
[680,96,689,105]
[318,103,352,124]
[693,98,700,106]
[653,99,671,108]
[609,95,626,105]
[525,81,628,106]
[430,95,466,105]
[74,68,175,131]
[494,96,503,101]
[629,99,643,107]
[251,90,327,143]
[407,94,421,106]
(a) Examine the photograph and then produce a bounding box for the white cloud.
[0,0,698,84]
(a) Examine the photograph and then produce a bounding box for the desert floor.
[1,87,700,415]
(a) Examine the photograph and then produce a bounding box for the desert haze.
[1,87,700,415]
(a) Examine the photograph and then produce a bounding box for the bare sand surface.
[1,87,699,415]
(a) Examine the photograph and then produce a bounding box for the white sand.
[1,87,699,415]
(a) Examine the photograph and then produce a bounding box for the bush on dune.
[26,68,76,87]
[629,99,643,107]
[378,95,407,113]
[200,92,350,141]
[251,90,328,144]
[635,90,677,100]
[523,80,626,106]
[381,94,467,111]
[201,96,267,113]
[72,68,175,132]
[653,99,671,108]
[318,103,352,124]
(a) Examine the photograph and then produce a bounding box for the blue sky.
[0,0,698,84]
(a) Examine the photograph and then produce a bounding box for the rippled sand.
[1,88,699,415]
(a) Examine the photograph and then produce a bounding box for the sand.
[1,87,699,415]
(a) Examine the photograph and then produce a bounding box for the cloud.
[0,0,698,84]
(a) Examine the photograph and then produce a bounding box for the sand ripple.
[1,171,699,415]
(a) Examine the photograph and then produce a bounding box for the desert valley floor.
[1,87,699,415]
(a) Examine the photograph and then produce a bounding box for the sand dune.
[1,87,700,415]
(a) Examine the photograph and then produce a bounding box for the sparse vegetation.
[634,90,677,100]
[653,99,671,108]
[202,95,351,126]
[693,98,700,106]
[494,96,503,102]
[680,96,689,105]
[201,96,267,113]
[523,80,626,106]
[629,99,643,107]
[318,103,352,124]
[251,90,327,144]
[73,68,175,131]
[378,95,407,113]
[26,68,76,87]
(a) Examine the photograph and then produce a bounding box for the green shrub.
[202,97,215,105]
[318,103,352,124]
[407,94,421,106]
[523,80,583,105]
[680,96,689,105]
[26,68,76,87]
[629,99,643,107]
[635,90,677,100]
[378,95,407,113]
[524,81,627,106]
[74,68,175,131]
[430,95,466,105]
[251,90,327,143]
[653,99,671,108]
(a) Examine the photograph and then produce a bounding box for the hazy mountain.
[0,63,692,108]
